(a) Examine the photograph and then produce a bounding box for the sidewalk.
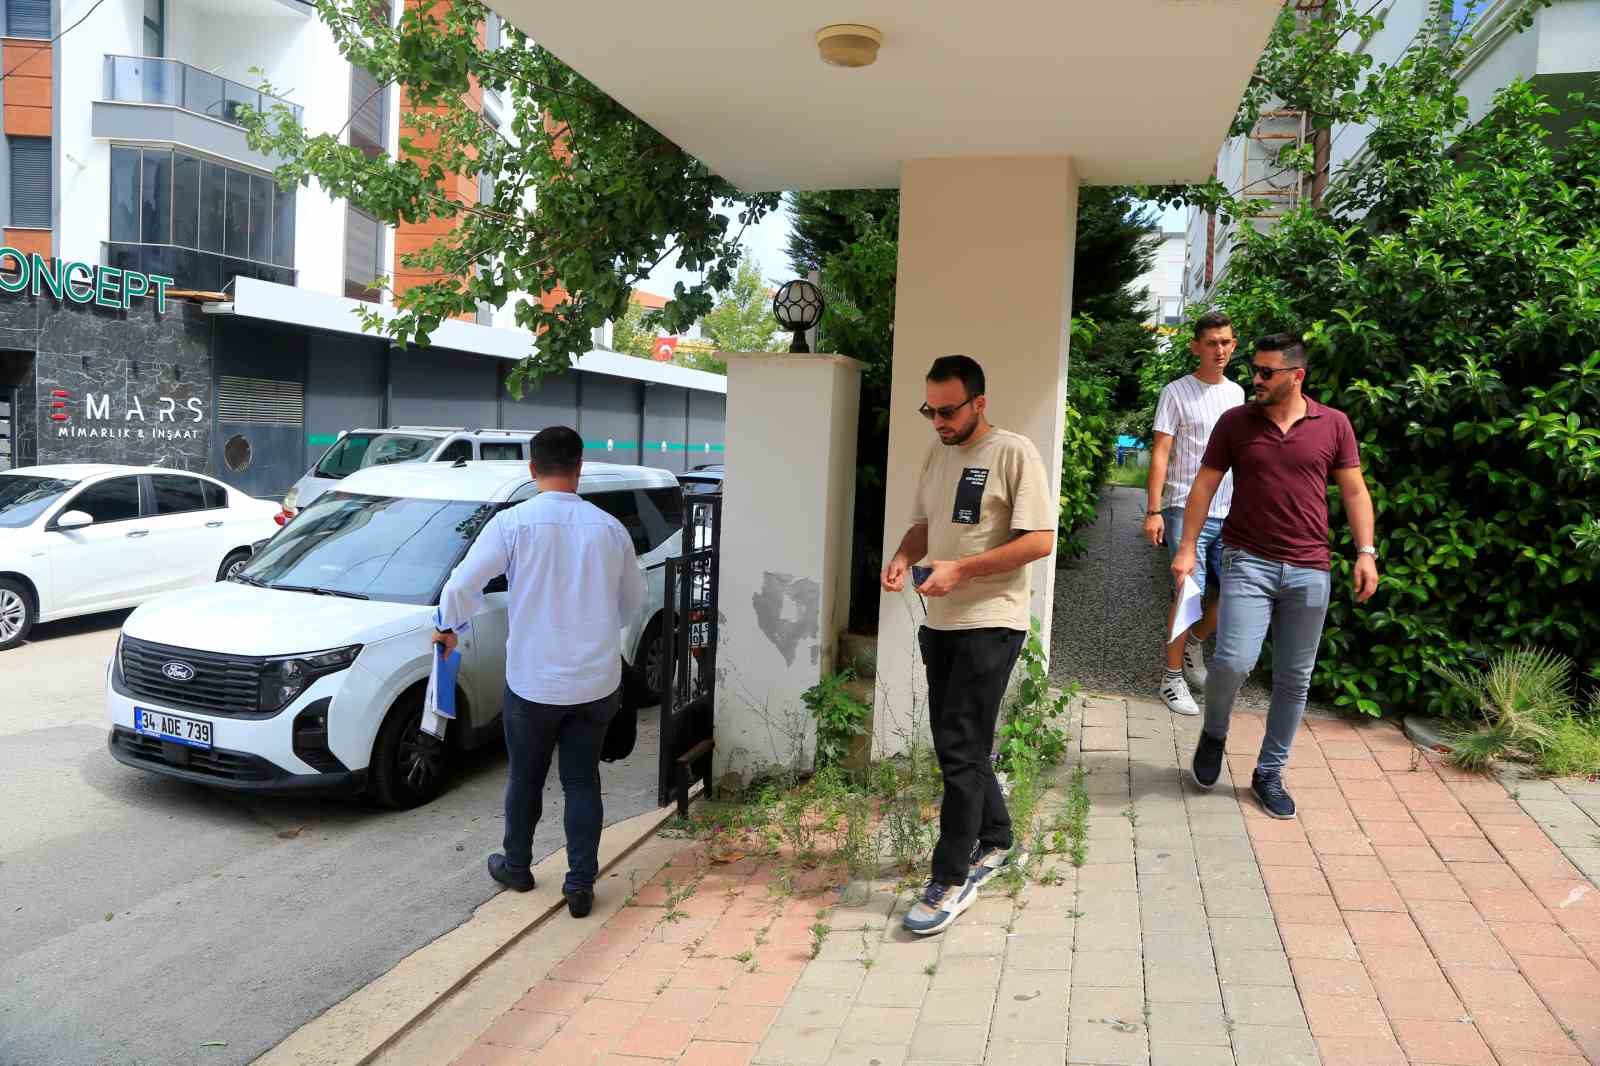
[447,699,1600,1066]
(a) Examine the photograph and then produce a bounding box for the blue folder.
[433,644,461,720]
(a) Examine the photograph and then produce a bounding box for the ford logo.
[161,661,196,682]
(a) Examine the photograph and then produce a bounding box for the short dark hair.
[531,426,583,476]
[926,355,985,398]
[1254,332,1308,368]
[1193,311,1233,339]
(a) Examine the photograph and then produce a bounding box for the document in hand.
[1169,574,1204,644]
[421,644,462,739]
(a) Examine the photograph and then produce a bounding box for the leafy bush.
[997,621,1075,774]
[801,668,870,769]
[1060,319,1118,558]
[1205,73,1600,718]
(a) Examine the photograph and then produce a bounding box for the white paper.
[1170,574,1204,644]
[420,648,447,739]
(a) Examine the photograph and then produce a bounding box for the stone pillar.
[873,156,1080,757]
[712,352,862,787]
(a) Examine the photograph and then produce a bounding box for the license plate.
[134,708,213,749]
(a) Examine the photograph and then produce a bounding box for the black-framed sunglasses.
[919,396,977,420]
[1248,363,1299,381]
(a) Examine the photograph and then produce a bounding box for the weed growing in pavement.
[803,668,871,770]
[923,962,937,976]
[809,920,831,959]
[1122,804,1138,827]
[734,949,754,964]
[1064,762,1091,867]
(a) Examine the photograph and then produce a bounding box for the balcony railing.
[103,55,303,128]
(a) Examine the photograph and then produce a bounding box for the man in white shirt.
[1144,312,1245,715]
[433,426,646,918]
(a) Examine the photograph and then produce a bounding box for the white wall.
[1134,231,1185,326]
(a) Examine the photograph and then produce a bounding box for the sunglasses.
[919,397,976,420]
[1249,364,1299,381]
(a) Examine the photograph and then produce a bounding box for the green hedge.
[1208,80,1600,719]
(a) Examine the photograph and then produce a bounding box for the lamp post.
[772,278,825,353]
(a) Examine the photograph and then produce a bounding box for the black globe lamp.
[772,278,825,353]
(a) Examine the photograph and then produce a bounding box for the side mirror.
[56,510,94,531]
[251,539,269,553]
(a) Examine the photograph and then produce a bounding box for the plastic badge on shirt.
[952,467,989,524]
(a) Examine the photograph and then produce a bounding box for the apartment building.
[0,0,727,490]
[1184,0,1600,305]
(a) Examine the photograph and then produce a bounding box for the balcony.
[93,56,301,171]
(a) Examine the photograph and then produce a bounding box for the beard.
[939,417,980,445]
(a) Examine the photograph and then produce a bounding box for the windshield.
[0,475,80,529]
[313,433,437,479]
[240,492,497,604]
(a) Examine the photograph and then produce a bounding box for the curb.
[1403,714,1454,753]
[255,791,698,1066]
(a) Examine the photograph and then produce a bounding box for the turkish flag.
[652,335,679,362]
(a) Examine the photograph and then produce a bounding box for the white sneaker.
[1184,640,1208,690]
[1160,674,1200,716]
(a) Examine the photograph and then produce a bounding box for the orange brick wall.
[4,229,49,256]
[390,0,482,319]
[2,40,51,138]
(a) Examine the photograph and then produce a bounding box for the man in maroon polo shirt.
[1171,333,1379,819]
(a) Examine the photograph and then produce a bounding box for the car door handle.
[205,521,224,528]
[126,529,150,538]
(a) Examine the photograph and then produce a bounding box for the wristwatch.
[1356,546,1378,557]
[1146,510,1162,518]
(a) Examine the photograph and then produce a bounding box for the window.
[591,488,682,556]
[435,440,474,463]
[5,0,49,39]
[105,146,295,290]
[9,137,50,229]
[344,207,383,302]
[485,11,501,50]
[69,477,141,524]
[313,432,435,479]
[348,64,387,160]
[151,474,207,515]
[202,480,227,509]
[478,442,523,462]
[143,0,164,56]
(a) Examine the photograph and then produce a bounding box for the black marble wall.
[8,293,215,472]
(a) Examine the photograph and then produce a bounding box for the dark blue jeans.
[501,686,618,892]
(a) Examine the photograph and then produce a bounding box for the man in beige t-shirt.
[882,355,1056,935]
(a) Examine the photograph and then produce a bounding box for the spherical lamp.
[772,278,825,353]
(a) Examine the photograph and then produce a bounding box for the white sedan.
[0,464,281,649]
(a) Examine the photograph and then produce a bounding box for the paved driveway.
[0,611,663,1066]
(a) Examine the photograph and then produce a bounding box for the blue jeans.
[501,686,618,892]
[1165,507,1224,592]
[1203,547,1331,775]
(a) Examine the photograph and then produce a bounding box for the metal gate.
[658,495,721,812]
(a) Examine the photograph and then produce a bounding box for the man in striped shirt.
[1144,311,1245,715]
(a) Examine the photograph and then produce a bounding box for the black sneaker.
[1251,770,1297,819]
[1190,730,1225,790]
[564,888,594,918]
[487,853,535,892]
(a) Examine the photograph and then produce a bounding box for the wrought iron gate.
[658,495,720,812]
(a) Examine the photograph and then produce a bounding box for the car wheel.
[0,578,35,650]
[369,690,450,809]
[217,549,252,583]
[628,618,664,705]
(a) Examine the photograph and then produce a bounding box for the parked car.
[678,466,723,496]
[278,427,534,523]
[105,460,684,807]
[0,464,280,650]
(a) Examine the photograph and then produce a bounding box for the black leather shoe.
[487,853,535,892]
[1251,770,1297,820]
[564,888,594,918]
[1190,730,1225,790]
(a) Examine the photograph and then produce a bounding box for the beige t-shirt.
[910,427,1056,632]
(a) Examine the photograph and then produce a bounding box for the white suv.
[106,460,683,807]
[280,427,533,520]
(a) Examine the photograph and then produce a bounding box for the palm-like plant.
[1431,647,1575,771]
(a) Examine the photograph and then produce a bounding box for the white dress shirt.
[435,491,647,705]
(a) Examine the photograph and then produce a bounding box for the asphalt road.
[0,612,663,1066]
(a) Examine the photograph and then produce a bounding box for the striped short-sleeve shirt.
[1153,373,1246,518]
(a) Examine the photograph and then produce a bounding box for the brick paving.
[448,701,1600,1066]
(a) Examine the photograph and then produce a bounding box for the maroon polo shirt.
[1200,397,1361,570]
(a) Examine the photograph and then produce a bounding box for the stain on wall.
[751,570,821,667]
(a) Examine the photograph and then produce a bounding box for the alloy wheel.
[398,719,444,792]
[0,589,24,643]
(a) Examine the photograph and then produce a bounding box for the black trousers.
[920,625,1027,886]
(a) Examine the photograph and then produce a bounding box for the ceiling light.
[816,23,882,68]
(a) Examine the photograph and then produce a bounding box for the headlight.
[258,644,362,712]
[283,485,299,510]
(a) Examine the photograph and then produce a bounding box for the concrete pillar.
[712,352,862,787]
[873,156,1079,758]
